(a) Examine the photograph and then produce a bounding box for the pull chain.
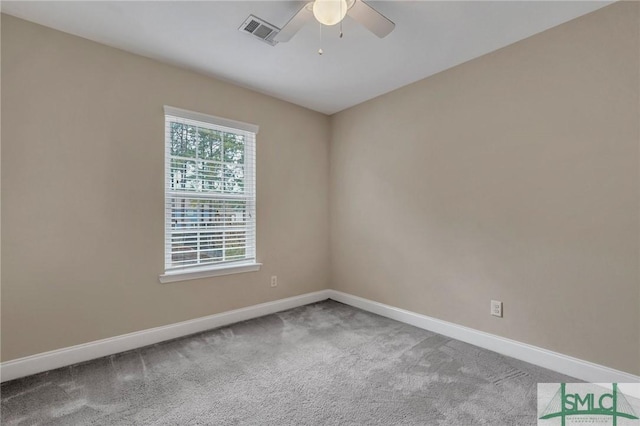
[318,23,323,55]
[339,0,344,38]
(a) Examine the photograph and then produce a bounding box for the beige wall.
[330,2,640,375]
[1,15,330,362]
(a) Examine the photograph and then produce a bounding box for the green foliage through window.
[165,113,255,271]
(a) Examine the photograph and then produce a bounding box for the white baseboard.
[327,290,639,384]
[3,289,637,384]
[0,290,331,383]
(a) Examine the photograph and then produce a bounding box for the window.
[160,106,260,283]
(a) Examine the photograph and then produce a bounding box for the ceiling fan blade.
[274,2,314,43]
[347,0,395,38]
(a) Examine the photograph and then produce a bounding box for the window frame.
[159,106,261,284]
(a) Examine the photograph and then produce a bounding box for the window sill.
[159,262,262,284]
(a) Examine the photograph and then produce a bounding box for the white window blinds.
[164,106,258,273]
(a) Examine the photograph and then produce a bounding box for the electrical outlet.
[491,300,503,317]
[270,276,278,287]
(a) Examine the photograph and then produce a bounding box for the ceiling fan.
[274,0,395,43]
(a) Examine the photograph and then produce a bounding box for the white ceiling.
[2,1,610,115]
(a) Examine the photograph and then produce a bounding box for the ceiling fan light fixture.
[312,0,348,26]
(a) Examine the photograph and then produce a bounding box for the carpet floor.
[1,300,573,425]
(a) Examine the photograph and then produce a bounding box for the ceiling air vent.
[239,15,280,46]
